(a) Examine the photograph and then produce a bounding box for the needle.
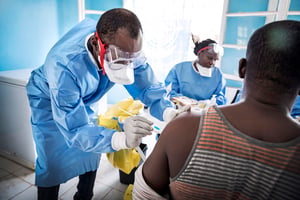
[136,146,146,161]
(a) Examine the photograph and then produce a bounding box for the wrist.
[163,107,177,122]
[111,132,129,151]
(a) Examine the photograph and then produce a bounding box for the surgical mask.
[103,61,135,85]
[195,62,212,77]
[94,32,146,72]
[94,32,145,84]
[102,44,147,84]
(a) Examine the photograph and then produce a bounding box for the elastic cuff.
[111,132,129,151]
[163,107,177,122]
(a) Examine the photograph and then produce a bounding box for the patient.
[133,20,300,200]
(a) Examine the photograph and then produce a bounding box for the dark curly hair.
[96,8,142,42]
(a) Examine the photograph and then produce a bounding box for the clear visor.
[206,43,224,57]
[104,45,145,67]
[197,43,224,57]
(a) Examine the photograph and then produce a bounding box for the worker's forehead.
[200,51,219,58]
[110,28,142,53]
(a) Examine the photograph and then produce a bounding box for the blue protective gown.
[165,61,227,105]
[291,96,300,118]
[26,18,174,187]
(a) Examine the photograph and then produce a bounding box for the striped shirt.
[170,106,300,200]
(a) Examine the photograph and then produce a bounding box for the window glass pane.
[126,0,224,82]
[225,79,243,88]
[86,14,101,21]
[85,0,123,10]
[221,48,246,76]
[224,16,265,45]
[228,0,269,12]
[287,15,300,21]
[289,0,300,11]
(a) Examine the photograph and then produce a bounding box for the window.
[220,0,300,88]
[124,0,224,82]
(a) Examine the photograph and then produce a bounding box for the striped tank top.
[170,106,300,200]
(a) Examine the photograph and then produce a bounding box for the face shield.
[104,45,146,69]
[95,30,146,84]
[197,43,224,57]
[103,45,146,85]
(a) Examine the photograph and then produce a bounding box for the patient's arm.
[134,112,201,198]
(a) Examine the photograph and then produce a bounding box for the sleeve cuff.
[111,131,129,151]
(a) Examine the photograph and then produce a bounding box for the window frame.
[219,0,300,86]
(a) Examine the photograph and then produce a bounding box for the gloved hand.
[163,105,191,123]
[111,116,153,151]
[123,115,153,148]
[197,99,211,109]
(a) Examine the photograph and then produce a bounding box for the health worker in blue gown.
[165,35,227,106]
[26,8,181,200]
[291,95,300,119]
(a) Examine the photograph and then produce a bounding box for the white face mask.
[103,61,135,85]
[195,62,212,77]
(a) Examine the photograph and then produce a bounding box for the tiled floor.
[0,154,131,200]
[0,130,159,200]
[0,108,162,200]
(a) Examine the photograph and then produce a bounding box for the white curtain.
[124,0,224,82]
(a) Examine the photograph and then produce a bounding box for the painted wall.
[0,0,78,71]
[0,0,125,104]
[0,0,122,71]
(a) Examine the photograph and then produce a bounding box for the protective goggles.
[197,43,224,56]
[104,45,146,69]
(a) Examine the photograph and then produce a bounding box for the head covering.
[193,39,216,56]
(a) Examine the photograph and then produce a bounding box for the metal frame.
[78,0,106,22]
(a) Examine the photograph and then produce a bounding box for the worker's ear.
[238,58,247,79]
[90,35,99,53]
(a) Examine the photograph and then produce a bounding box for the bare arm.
[142,112,201,196]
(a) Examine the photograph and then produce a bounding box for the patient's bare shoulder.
[162,112,201,141]
[160,112,202,177]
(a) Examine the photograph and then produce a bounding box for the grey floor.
[0,111,160,200]
[0,154,131,200]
